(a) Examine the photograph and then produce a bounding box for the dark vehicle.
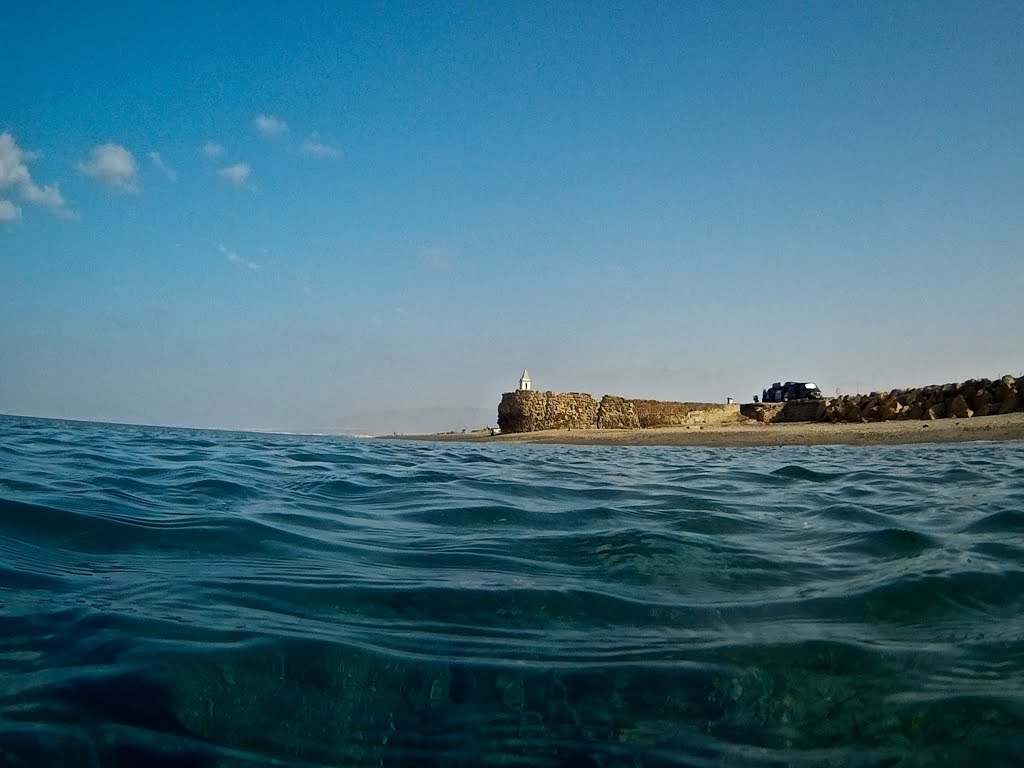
[761,381,823,403]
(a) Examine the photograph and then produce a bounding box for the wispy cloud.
[203,141,225,159]
[217,162,251,187]
[0,199,21,222]
[254,114,288,138]
[79,142,139,193]
[300,133,340,158]
[218,243,261,272]
[419,246,451,273]
[148,151,177,182]
[0,132,76,219]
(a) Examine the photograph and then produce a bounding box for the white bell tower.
[518,369,532,391]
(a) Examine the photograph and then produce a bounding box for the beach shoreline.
[384,411,1024,447]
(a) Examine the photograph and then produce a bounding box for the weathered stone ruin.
[594,396,639,429]
[498,391,742,434]
[497,391,599,433]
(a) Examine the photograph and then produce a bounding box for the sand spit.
[387,412,1024,448]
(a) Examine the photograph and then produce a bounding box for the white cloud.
[0,199,21,222]
[217,162,251,186]
[203,141,225,159]
[300,133,339,157]
[22,182,65,207]
[218,243,261,271]
[79,142,139,192]
[148,151,177,182]
[0,132,76,219]
[0,136,31,189]
[254,114,288,137]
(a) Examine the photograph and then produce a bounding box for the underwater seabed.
[3,633,1020,767]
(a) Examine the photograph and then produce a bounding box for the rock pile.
[823,375,1022,423]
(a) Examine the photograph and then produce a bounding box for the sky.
[2,1,1022,434]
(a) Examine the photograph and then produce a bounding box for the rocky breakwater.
[824,375,1023,423]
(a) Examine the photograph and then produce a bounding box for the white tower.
[518,369,532,391]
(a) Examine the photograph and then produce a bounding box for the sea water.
[1,414,1022,766]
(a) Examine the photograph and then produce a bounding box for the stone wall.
[740,402,784,423]
[823,375,1023,423]
[631,399,742,428]
[595,396,640,429]
[499,391,742,433]
[742,400,826,423]
[497,391,599,433]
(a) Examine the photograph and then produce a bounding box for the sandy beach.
[390,411,1024,447]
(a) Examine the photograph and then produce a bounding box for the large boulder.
[993,375,1017,403]
[970,388,993,417]
[896,388,920,407]
[960,379,987,400]
[842,398,865,423]
[861,395,881,421]
[822,399,843,423]
[877,397,902,421]
[997,393,1021,415]
[900,402,925,420]
[947,394,973,419]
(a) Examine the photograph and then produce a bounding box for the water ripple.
[1,415,1022,766]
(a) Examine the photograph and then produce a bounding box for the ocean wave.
[1,415,1022,765]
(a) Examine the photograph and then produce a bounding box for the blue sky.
[2,1,1022,433]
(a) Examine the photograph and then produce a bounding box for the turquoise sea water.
[1,414,1022,767]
